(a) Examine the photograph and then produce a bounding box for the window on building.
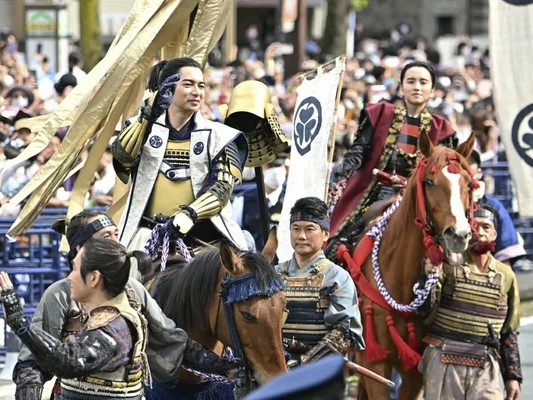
[437,16,455,36]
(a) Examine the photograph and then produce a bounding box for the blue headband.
[290,212,330,231]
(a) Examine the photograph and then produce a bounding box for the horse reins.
[414,152,478,265]
[219,272,258,360]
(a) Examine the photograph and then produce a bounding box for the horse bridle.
[215,271,285,396]
[218,272,257,361]
[414,153,477,265]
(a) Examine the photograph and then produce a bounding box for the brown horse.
[340,131,476,400]
[148,235,288,399]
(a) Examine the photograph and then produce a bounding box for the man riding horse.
[327,61,456,260]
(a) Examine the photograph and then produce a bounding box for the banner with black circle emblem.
[277,56,345,262]
[490,0,533,216]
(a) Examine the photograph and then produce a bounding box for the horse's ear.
[262,227,278,263]
[418,128,434,158]
[220,241,244,274]
[455,132,475,160]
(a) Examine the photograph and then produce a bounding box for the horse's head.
[416,131,476,264]
[216,238,288,385]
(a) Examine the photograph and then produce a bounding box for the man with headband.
[12,211,239,399]
[277,196,364,366]
[417,205,522,400]
[112,57,249,259]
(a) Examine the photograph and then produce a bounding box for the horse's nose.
[443,226,455,237]
[443,226,471,241]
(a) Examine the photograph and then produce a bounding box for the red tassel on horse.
[407,321,418,353]
[386,315,421,370]
[363,304,390,361]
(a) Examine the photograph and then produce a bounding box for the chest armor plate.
[145,140,194,218]
[282,270,330,346]
[433,266,508,340]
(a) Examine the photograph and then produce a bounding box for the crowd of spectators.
[0,27,522,253]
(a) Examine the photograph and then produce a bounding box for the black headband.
[290,212,330,231]
[67,215,115,261]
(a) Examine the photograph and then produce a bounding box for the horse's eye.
[240,311,256,322]
[424,178,434,187]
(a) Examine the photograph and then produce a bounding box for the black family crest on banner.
[511,103,533,166]
[293,97,322,156]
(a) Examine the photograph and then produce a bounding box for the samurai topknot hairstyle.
[147,57,203,120]
[147,57,202,92]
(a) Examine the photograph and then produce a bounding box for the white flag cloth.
[489,0,533,216]
[277,64,343,262]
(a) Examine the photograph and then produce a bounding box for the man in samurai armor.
[1,238,152,400]
[11,211,239,399]
[112,57,249,255]
[417,205,522,399]
[277,196,365,366]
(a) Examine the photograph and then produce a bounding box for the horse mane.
[239,251,280,292]
[155,248,222,332]
[154,246,279,333]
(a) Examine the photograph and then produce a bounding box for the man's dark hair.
[467,149,481,166]
[52,210,104,246]
[290,197,329,221]
[400,60,436,88]
[147,57,202,91]
[68,51,83,72]
[80,238,151,297]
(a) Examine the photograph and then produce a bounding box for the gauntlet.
[301,326,353,364]
[1,287,28,333]
[183,338,242,377]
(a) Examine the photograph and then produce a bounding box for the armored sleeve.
[13,279,79,396]
[17,279,76,362]
[16,317,132,379]
[183,140,244,222]
[182,338,240,376]
[335,111,373,181]
[111,110,152,183]
[12,360,45,400]
[499,331,523,383]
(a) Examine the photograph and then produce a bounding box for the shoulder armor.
[87,306,121,331]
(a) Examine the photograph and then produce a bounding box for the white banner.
[489,0,533,216]
[277,61,343,262]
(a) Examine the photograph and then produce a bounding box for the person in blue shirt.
[467,150,530,269]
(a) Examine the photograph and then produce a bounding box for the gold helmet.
[220,80,288,167]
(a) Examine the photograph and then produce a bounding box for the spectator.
[4,85,34,109]
[55,51,87,83]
